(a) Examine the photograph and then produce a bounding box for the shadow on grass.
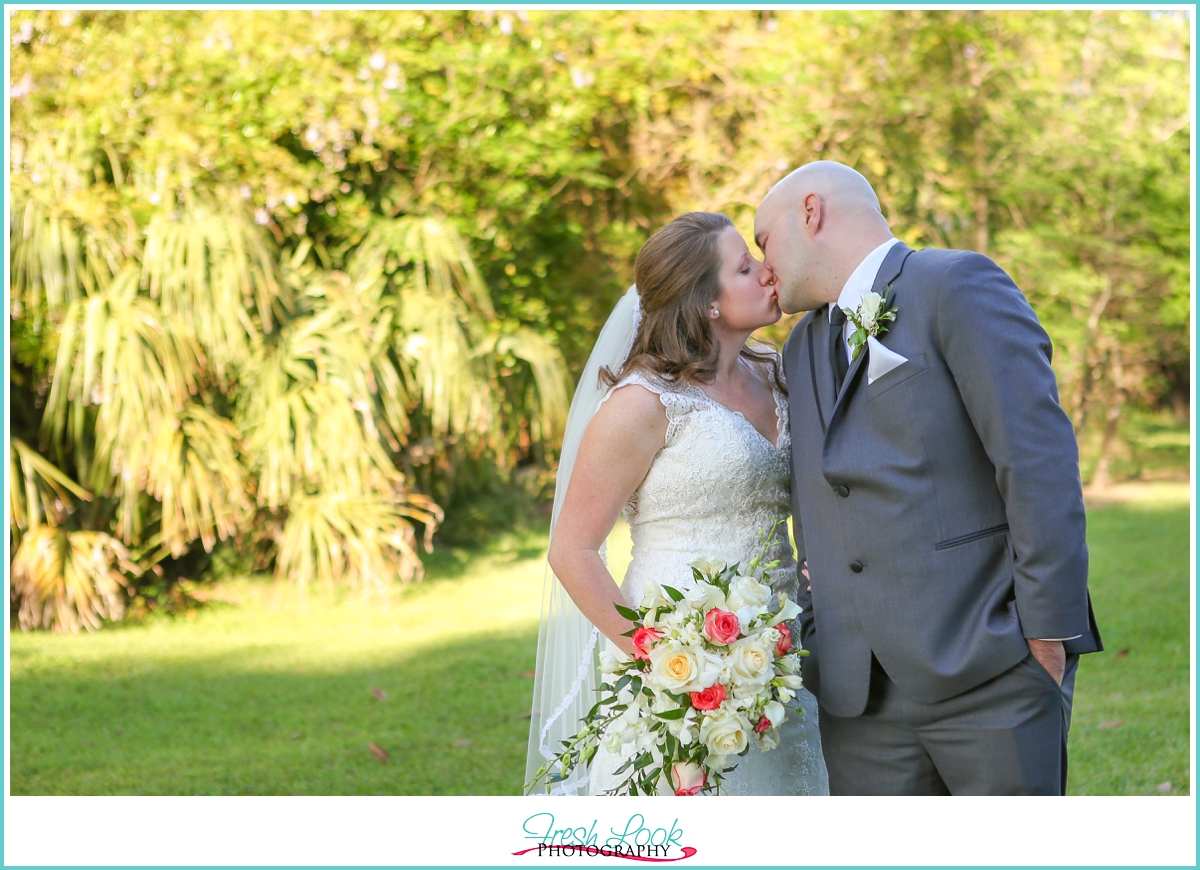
[10,628,542,796]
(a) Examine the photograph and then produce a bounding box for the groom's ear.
[801,193,823,235]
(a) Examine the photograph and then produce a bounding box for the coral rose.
[631,626,663,660]
[775,622,793,656]
[703,608,741,645]
[689,683,727,711]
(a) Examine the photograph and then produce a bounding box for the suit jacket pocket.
[866,352,929,402]
[934,523,1010,551]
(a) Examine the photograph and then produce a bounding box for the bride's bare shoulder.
[596,380,668,429]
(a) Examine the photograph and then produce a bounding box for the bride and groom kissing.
[525,161,1103,796]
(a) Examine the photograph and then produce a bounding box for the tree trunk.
[1088,342,1127,492]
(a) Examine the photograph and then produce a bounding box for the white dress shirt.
[833,237,901,363]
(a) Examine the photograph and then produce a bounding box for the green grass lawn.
[8,487,1191,795]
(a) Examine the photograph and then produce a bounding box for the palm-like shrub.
[9,137,570,629]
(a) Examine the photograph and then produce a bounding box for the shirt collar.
[835,237,901,315]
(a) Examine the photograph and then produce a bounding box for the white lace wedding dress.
[587,364,829,796]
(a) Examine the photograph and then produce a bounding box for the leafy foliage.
[8,9,1188,629]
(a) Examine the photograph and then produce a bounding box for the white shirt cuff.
[1035,636,1082,642]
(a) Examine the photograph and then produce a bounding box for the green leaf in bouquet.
[613,757,635,776]
[656,707,688,720]
[662,585,685,602]
[630,675,643,694]
[641,686,655,699]
[692,567,704,582]
[634,753,655,770]
[614,674,632,693]
[614,603,641,621]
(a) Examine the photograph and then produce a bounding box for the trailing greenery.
[9,10,1189,630]
[8,492,1189,795]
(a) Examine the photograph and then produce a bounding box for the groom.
[757,162,1102,795]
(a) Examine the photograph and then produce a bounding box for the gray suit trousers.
[818,653,1079,795]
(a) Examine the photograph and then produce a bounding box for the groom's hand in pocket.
[1027,638,1066,685]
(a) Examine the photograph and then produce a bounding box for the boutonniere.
[846,285,899,362]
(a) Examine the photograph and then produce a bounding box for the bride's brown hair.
[601,212,784,393]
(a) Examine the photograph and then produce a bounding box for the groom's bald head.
[754,161,893,314]
[760,162,882,220]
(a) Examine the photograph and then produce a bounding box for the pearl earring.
[712,308,720,318]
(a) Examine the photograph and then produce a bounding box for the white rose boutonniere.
[846,285,899,362]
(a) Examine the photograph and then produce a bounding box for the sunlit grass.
[1069,483,1191,796]
[8,492,1190,795]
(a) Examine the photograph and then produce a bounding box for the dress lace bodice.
[603,366,798,608]
[588,358,827,796]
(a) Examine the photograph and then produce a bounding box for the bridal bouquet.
[526,531,807,796]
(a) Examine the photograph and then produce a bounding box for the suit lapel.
[828,242,915,424]
[806,309,835,435]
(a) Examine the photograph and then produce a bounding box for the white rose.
[699,707,750,757]
[857,292,883,330]
[599,649,621,674]
[684,581,726,612]
[728,637,774,686]
[648,643,721,693]
[726,575,771,613]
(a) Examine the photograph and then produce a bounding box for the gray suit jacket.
[784,243,1102,719]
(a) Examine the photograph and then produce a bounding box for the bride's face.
[712,227,781,332]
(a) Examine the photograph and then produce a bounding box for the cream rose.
[699,707,750,757]
[729,637,774,686]
[726,575,771,613]
[648,643,721,694]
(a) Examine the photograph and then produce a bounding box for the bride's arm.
[548,383,668,658]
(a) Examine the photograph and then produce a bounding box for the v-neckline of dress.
[687,381,786,451]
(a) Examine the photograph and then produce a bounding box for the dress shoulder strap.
[600,368,699,444]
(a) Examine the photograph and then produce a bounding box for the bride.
[525,212,828,796]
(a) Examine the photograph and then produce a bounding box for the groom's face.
[754,202,820,315]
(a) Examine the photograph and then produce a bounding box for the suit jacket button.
[849,560,863,573]
[835,485,850,497]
